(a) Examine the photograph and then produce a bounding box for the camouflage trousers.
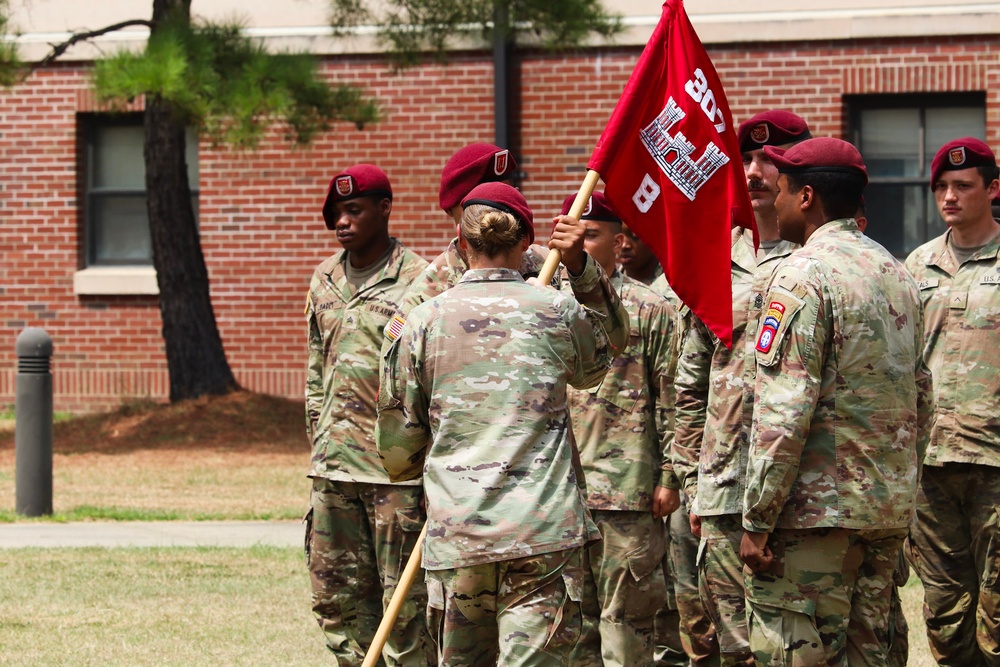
[570,509,669,667]
[425,548,584,666]
[745,526,907,667]
[698,514,754,667]
[655,493,721,667]
[908,462,1000,667]
[305,478,433,666]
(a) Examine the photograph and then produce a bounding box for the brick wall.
[2,35,999,412]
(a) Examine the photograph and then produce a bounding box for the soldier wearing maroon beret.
[738,137,930,666]
[305,163,434,664]
[905,137,1000,666]
[671,110,811,667]
[393,143,552,319]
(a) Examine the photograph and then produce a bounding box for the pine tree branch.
[28,19,153,73]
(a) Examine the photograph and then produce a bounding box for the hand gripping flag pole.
[537,169,602,285]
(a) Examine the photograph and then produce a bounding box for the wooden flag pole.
[362,169,600,667]
[362,522,428,667]
[537,169,602,285]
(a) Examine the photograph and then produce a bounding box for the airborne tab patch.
[755,301,785,354]
[754,287,806,367]
[384,315,406,342]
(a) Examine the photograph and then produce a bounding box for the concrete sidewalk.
[0,520,303,548]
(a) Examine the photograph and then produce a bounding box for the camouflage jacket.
[743,219,932,533]
[396,237,549,317]
[649,272,679,310]
[568,270,680,512]
[906,228,1000,468]
[376,258,628,570]
[305,239,428,484]
[672,227,797,516]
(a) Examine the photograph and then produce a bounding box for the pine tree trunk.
[145,0,238,401]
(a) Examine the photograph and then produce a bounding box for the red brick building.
[3,1,999,411]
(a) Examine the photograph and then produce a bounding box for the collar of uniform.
[730,226,796,272]
[459,267,526,283]
[730,226,757,273]
[804,217,859,246]
[443,237,469,273]
[927,227,1000,271]
[332,237,407,287]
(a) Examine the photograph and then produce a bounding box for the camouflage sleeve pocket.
[378,338,404,412]
[754,286,806,367]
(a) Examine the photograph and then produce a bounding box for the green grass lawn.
[0,547,330,667]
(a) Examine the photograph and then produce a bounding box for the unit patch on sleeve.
[755,301,785,354]
[754,287,806,367]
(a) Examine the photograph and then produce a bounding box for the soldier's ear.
[800,185,816,212]
[378,197,393,218]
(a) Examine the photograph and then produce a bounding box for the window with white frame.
[81,114,199,266]
[849,94,986,257]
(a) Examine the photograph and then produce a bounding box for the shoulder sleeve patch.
[754,288,806,367]
[304,290,312,316]
[384,314,406,342]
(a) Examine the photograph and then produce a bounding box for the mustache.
[748,180,769,192]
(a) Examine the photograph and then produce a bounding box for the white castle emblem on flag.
[640,97,729,201]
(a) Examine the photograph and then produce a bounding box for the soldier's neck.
[949,218,1000,249]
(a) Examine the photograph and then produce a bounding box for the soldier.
[645,272,720,667]
[397,142,547,316]
[304,164,433,666]
[739,138,931,665]
[562,192,679,667]
[905,137,1000,667]
[671,110,809,667]
[620,224,664,285]
[376,182,629,666]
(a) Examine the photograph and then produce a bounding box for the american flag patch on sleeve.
[384,315,406,342]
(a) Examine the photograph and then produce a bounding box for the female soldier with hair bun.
[376,182,628,666]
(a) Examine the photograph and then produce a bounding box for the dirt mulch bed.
[0,390,308,455]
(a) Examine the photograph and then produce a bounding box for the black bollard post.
[15,327,53,517]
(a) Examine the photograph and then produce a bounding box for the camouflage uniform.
[567,271,677,667]
[305,239,434,666]
[396,237,548,317]
[905,229,1000,667]
[648,274,721,667]
[744,219,931,666]
[671,227,795,666]
[376,258,629,666]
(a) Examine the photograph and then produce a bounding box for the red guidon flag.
[587,0,754,348]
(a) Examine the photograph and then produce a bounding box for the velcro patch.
[384,315,406,342]
[754,287,806,367]
[755,301,786,354]
[917,279,939,290]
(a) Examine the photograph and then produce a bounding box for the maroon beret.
[930,137,997,186]
[461,182,534,244]
[737,110,812,153]
[322,164,392,229]
[764,137,868,185]
[559,191,621,222]
[439,143,517,212]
